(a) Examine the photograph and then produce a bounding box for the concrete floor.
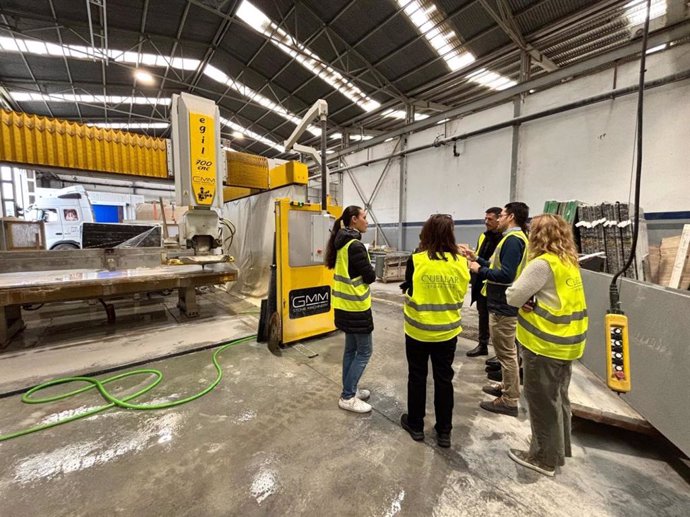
[0,285,689,516]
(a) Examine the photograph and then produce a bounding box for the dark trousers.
[523,347,573,467]
[405,334,457,434]
[476,294,490,346]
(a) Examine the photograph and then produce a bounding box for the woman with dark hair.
[399,214,470,447]
[325,205,377,413]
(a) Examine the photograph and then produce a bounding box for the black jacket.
[333,228,376,334]
[470,230,502,304]
[476,233,526,317]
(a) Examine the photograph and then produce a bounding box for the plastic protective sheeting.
[221,185,305,299]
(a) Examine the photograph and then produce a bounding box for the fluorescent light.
[236,1,381,113]
[87,122,169,129]
[646,43,667,54]
[396,0,475,72]
[220,117,286,153]
[204,74,323,136]
[10,91,171,105]
[327,132,373,142]
[384,137,395,142]
[624,0,667,26]
[436,118,449,125]
[466,68,517,91]
[381,109,430,121]
[232,131,245,139]
[0,36,318,138]
[134,69,155,84]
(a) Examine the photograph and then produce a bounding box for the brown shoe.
[508,449,555,477]
[479,396,518,417]
[481,383,503,398]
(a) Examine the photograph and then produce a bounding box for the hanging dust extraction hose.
[0,335,256,443]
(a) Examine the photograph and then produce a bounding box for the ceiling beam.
[478,0,558,72]
[330,19,690,160]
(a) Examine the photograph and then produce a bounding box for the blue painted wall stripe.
[373,211,689,228]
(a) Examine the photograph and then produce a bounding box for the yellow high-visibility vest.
[476,232,486,255]
[332,239,371,312]
[481,229,528,296]
[516,253,588,360]
[404,252,470,342]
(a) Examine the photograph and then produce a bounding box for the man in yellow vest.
[467,202,529,417]
[466,207,503,358]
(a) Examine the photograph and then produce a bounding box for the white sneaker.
[356,389,370,401]
[339,396,372,413]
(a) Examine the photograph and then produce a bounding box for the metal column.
[510,52,530,201]
[397,104,413,251]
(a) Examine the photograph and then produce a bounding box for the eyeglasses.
[432,214,453,220]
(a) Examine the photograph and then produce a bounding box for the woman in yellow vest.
[400,214,470,448]
[325,205,377,414]
[505,214,588,477]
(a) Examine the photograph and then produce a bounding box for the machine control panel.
[605,313,631,393]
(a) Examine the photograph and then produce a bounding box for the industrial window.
[43,209,58,223]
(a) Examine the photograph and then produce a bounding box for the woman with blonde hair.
[503,214,588,477]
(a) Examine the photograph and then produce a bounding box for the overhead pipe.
[326,68,690,175]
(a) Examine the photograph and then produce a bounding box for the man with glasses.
[465,202,529,417]
[465,207,503,358]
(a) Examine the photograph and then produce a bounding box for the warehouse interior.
[1,0,689,515]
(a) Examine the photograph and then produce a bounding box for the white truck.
[26,186,144,250]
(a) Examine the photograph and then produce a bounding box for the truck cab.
[26,186,144,250]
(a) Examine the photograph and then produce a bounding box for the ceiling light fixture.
[236,0,381,113]
[624,0,667,26]
[134,69,155,84]
[396,0,475,72]
[87,122,169,130]
[220,117,287,154]
[465,68,517,91]
[381,109,430,121]
[645,43,667,54]
[0,36,317,141]
[10,91,170,105]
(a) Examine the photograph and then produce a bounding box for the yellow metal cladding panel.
[269,161,308,188]
[188,112,218,206]
[0,110,168,178]
[226,151,270,189]
[222,186,261,202]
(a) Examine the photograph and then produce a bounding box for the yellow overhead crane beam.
[0,110,308,196]
[223,151,308,203]
[0,110,169,178]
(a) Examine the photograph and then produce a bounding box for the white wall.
[340,43,690,231]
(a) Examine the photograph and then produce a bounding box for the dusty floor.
[0,285,688,516]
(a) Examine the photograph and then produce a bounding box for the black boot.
[466,343,489,357]
[487,368,523,384]
[485,356,499,367]
[487,368,502,382]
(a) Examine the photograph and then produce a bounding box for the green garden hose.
[0,334,256,442]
